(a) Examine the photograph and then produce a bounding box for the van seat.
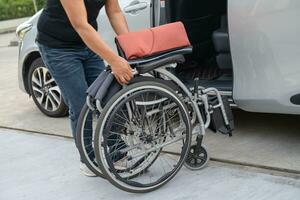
[213,28,230,53]
[212,16,232,70]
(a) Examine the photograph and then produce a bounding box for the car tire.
[28,57,68,117]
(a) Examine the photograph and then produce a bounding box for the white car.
[17,0,300,117]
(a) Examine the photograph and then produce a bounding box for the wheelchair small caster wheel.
[184,145,209,170]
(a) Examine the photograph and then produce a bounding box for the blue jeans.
[37,43,105,143]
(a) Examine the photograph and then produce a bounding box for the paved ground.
[0,17,30,34]
[0,32,16,47]
[1,128,299,200]
[0,33,300,174]
[204,112,300,173]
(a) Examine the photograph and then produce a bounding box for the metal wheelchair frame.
[86,63,231,138]
[153,65,230,137]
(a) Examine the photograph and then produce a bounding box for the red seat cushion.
[116,22,191,60]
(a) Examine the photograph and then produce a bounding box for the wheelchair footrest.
[209,96,234,136]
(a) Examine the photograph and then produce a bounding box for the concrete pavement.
[0,17,29,34]
[204,111,300,173]
[0,18,30,47]
[1,128,299,200]
[0,32,16,47]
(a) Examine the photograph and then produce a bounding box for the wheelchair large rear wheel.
[94,81,192,193]
[76,77,166,178]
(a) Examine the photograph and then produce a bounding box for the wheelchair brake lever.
[107,65,138,76]
[132,68,139,75]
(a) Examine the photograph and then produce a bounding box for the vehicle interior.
[161,0,232,94]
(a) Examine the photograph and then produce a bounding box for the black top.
[37,0,106,48]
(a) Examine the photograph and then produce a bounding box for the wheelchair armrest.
[128,46,192,65]
[136,54,185,74]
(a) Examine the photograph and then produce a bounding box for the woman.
[36,0,133,176]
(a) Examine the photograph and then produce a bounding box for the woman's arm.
[105,0,129,35]
[60,0,133,84]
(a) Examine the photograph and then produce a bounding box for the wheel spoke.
[37,68,43,86]
[36,93,45,104]
[50,85,60,93]
[49,90,60,106]
[42,67,49,85]
[45,96,50,110]
[47,94,58,111]
[45,77,55,86]
[32,74,42,87]
[32,86,43,95]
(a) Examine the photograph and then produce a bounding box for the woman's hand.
[110,57,133,85]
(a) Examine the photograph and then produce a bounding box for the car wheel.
[28,57,68,117]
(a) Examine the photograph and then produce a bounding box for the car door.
[97,0,152,52]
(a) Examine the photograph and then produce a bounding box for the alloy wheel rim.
[31,66,62,112]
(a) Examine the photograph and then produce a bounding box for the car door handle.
[124,1,148,14]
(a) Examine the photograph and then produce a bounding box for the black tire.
[76,103,105,178]
[184,145,209,170]
[28,57,68,117]
[94,81,192,193]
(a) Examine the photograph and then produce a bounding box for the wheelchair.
[76,46,234,193]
